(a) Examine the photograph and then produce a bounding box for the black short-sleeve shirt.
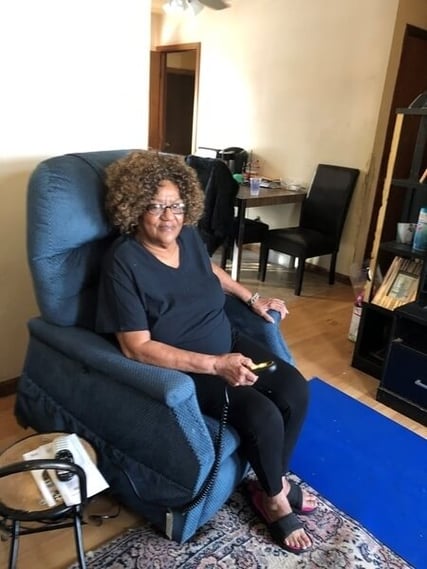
[96,226,232,355]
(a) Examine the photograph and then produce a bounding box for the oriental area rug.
[69,472,412,569]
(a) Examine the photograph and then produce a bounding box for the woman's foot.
[264,490,312,551]
[282,476,318,514]
[249,485,312,554]
[247,477,318,515]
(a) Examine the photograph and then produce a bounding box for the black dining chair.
[215,146,270,269]
[258,164,360,295]
[220,216,269,269]
[185,154,269,268]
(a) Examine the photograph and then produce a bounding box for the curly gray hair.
[105,151,205,234]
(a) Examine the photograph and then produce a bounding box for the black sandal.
[249,485,313,555]
[287,480,317,515]
[246,479,317,515]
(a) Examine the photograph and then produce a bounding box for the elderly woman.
[96,151,316,555]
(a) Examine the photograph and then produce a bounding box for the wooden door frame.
[149,42,200,153]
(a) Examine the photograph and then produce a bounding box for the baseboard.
[303,261,350,285]
[0,377,18,397]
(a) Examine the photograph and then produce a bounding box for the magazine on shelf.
[23,433,109,507]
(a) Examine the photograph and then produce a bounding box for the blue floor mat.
[290,378,427,569]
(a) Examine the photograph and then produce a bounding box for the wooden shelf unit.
[352,104,427,424]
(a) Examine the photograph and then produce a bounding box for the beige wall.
[0,0,151,382]
[156,0,426,271]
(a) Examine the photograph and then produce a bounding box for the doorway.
[149,42,200,155]
[365,25,427,257]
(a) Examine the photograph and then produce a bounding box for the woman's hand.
[213,353,259,387]
[251,296,289,322]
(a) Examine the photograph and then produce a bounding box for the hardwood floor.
[236,252,426,437]
[1,252,426,568]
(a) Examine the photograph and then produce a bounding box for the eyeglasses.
[145,202,186,216]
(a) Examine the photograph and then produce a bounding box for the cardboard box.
[348,305,362,342]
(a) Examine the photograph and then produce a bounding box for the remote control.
[251,360,277,372]
[54,437,75,482]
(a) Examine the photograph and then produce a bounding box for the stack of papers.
[23,433,109,507]
[282,180,306,191]
[260,177,281,188]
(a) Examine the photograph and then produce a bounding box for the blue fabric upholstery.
[27,151,130,328]
[16,150,294,542]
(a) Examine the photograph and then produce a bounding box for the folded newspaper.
[23,433,109,507]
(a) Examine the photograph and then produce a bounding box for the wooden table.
[0,432,96,512]
[0,432,96,569]
[231,185,307,280]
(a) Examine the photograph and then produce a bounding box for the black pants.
[189,332,309,497]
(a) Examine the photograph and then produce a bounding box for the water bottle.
[412,207,427,252]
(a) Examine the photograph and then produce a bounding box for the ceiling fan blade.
[199,0,230,9]
[187,0,205,14]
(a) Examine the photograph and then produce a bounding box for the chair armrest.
[23,317,241,508]
[224,295,295,365]
[24,318,215,485]
[28,318,193,407]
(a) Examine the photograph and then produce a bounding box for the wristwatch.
[246,292,260,307]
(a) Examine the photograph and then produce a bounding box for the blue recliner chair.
[15,150,294,543]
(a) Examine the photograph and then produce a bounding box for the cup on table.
[249,176,261,195]
[396,222,415,245]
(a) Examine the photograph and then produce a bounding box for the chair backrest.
[27,150,133,329]
[185,155,239,255]
[300,163,359,241]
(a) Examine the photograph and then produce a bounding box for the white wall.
[0,0,151,382]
